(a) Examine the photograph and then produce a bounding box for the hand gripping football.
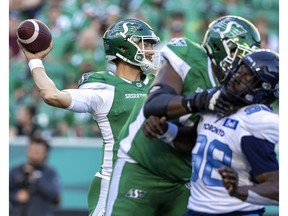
[16,19,52,53]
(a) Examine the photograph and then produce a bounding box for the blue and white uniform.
[188,104,279,215]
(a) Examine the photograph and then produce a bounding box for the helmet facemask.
[202,15,261,83]
[221,64,262,106]
[103,18,161,72]
[122,34,161,71]
[219,37,259,81]
[221,50,279,106]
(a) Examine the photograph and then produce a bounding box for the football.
[16,19,52,53]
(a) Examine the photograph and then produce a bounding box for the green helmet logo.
[103,18,161,71]
[213,20,247,38]
[109,21,141,37]
[202,15,261,82]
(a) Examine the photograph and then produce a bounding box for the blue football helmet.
[222,49,279,106]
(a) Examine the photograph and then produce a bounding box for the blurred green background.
[9,0,279,215]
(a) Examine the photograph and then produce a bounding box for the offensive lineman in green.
[17,18,161,216]
[105,16,261,215]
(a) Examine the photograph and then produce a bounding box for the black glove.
[182,88,235,116]
[214,90,240,116]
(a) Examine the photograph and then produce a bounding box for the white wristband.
[246,190,279,205]
[28,59,44,72]
[157,122,178,147]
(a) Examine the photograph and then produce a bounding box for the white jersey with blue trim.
[188,104,278,213]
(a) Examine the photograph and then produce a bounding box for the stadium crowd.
[9,0,279,139]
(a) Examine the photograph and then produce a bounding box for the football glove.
[182,88,235,116]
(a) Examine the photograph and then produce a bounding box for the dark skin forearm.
[142,116,197,154]
[219,167,279,202]
[167,97,189,119]
[173,126,197,153]
[149,61,189,118]
[238,171,279,201]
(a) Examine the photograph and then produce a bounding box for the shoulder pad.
[167,37,188,47]
[78,71,107,87]
[240,105,279,143]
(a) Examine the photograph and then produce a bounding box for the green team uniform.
[66,71,155,216]
[105,38,218,216]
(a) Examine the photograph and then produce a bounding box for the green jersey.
[67,71,155,180]
[117,38,218,182]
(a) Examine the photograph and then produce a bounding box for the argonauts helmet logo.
[213,20,247,38]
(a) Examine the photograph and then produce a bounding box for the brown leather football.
[17,19,52,53]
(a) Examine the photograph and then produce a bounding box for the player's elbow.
[143,84,177,118]
[269,170,279,202]
[143,93,167,118]
[39,89,63,107]
[143,96,157,118]
[269,174,279,201]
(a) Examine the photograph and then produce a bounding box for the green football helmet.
[103,18,160,71]
[202,15,261,82]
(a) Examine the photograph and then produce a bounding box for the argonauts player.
[183,50,279,216]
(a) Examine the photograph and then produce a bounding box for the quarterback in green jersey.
[105,16,261,216]
[18,18,161,216]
